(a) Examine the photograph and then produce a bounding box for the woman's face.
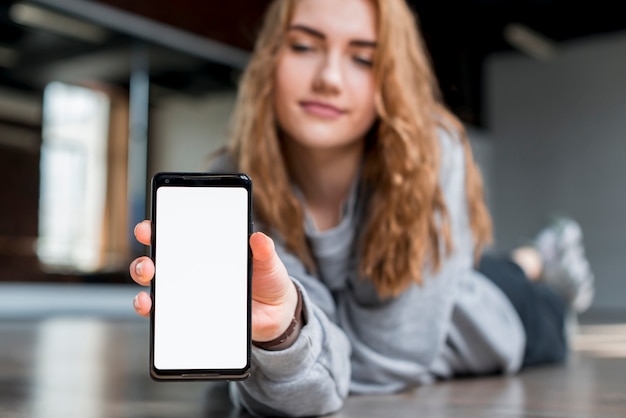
[274,0,378,153]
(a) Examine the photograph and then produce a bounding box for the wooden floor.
[1,284,626,418]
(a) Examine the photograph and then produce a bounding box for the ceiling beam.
[26,0,250,69]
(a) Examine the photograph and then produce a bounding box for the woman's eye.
[290,43,314,53]
[353,56,373,67]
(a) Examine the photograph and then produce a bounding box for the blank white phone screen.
[153,185,248,371]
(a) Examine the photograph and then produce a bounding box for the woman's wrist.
[252,283,304,351]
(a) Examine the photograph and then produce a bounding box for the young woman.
[130,0,594,416]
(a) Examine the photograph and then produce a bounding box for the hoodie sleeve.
[230,243,352,417]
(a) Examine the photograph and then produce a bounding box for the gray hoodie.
[217,128,525,417]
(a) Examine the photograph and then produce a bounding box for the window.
[37,82,110,272]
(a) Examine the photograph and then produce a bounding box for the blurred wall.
[467,127,496,224]
[0,88,42,281]
[487,31,626,311]
[149,90,236,175]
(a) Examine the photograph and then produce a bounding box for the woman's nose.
[312,53,343,94]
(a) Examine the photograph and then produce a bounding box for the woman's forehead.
[290,0,377,41]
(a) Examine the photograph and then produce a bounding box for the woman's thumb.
[250,231,277,269]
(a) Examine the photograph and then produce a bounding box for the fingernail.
[135,261,143,277]
[133,295,141,312]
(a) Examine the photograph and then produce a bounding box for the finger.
[129,256,155,285]
[250,231,275,263]
[134,220,152,246]
[133,291,152,317]
[249,232,290,302]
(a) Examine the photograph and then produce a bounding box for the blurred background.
[0,0,625,316]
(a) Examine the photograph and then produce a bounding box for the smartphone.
[149,172,252,380]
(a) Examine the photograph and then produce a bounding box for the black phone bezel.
[149,172,252,381]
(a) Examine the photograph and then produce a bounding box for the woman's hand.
[129,220,299,342]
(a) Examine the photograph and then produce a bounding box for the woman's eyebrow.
[351,40,377,48]
[288,24,325,39]
[288,24,377,48]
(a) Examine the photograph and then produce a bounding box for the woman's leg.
[477,254,568,367]
[479,216,595,367]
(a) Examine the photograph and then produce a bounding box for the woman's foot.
[534,216,595,313]
[511,246,543,281]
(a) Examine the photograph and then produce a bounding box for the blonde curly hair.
[228,0,492,297]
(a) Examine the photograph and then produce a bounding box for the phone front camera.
[165,179,170,184]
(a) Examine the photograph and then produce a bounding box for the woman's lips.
[300,101,346,118]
